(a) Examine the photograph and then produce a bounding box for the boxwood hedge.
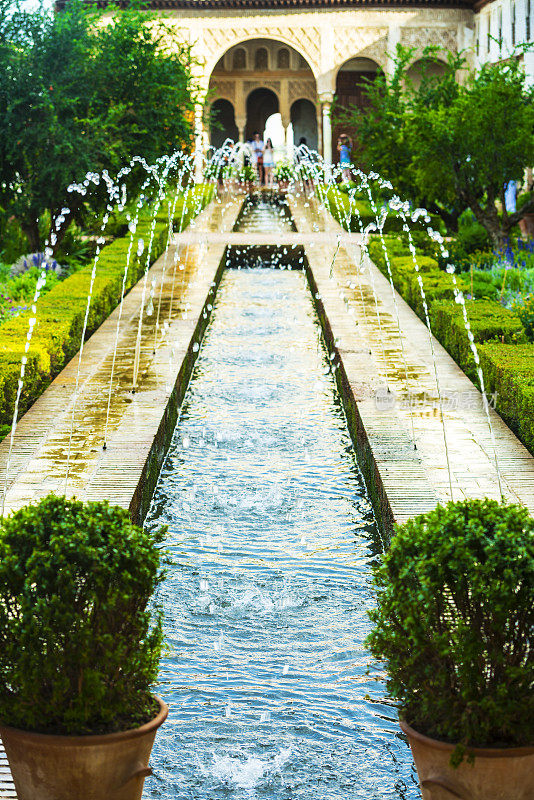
[0,495,167,734]
[367,234,532,454]
[479,342,534,453]
[0,185,214,436]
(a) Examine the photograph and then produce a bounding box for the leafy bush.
[517,190,534,211]
[0,495,167,735]
[368,498,534,756]
[0,214,28,264]
[239,164,256,183]
[274,160,295,182]
[457,221,491,254]
[512,293,534,341]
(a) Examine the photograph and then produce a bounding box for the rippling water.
[144,264,418,799]
[235,195,295,233]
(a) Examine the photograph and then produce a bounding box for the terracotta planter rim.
[0,695,168,747]
[399,719,534,758]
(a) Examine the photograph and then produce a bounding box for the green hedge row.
[0,185,214,434]
[368,236,524,351]
[479,343,534,454]
[367,234,533,453]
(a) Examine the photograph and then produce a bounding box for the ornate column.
[194,103,204,183]
[281,114,292,159]
[316,107,323,157]
[235,117,247,143]
[319,94,333,165]
[386,25,401,79]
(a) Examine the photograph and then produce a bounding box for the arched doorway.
[245,87,279,142]
[290,99,318,152]
[406,57,448,90]
[333,57,382,165]
[209,98,239,148]
[208,38,317,149]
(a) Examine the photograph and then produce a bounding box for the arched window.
[233,48,246,70]
[255,47,268,70]
[277,48,290,69]
[298,55,308,69]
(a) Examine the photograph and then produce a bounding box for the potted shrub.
[274,160,295,192]
[0,494,168,800]
[368,498,534,800]
[238,164,256,193]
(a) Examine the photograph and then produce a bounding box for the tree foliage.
[0,495,167,735]
[367,498,534,759]
[344,46,534,244]
[0,0,196,252]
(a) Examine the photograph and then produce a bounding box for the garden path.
[0,196,242,521]
[289,193,534,516]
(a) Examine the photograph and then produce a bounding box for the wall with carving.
[163,7,473,97]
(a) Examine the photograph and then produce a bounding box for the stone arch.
[245,87,279,141]
[331,28,389,90]
[277,47,290,70]
[406,56,449,89]
[204,32,320,81]
[291,99,318,152]
[255,46,269,70]
[209,98,239,148]
[333,56,383,164]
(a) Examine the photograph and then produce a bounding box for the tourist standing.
[251,131,264,183]
[337,134,352,183]
[263,138,275,188]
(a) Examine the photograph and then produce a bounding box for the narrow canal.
[144,199,418,799]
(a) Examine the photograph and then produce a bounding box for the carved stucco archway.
[207,38,319,148]
[172,8,469,169]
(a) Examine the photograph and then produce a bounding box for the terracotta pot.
[518,212,534,238]
[0,695,168,800]
[400,720,534,800]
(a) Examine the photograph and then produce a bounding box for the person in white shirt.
[251,131,264,183]
[263,138,275,188]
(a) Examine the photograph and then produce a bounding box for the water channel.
[144,197,418,799]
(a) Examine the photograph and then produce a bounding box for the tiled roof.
[61,0,475,8]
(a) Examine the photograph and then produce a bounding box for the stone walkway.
[0,195,242,522]
[1,188,534,798]
[0,193,244,800]
[289,193,534,520]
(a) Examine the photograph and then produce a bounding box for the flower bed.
[0,185,214,436]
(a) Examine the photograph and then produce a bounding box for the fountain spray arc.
[0,139,506,513]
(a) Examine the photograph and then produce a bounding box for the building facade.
[122,0,474,161]
[96,0,532,161]
[473,0,534,84]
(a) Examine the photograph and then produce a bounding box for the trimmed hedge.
[0,185,214,434]
[367,238,523,355]
[367,233,534,454]
[479,343,534,453]
[432,300,526,382]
